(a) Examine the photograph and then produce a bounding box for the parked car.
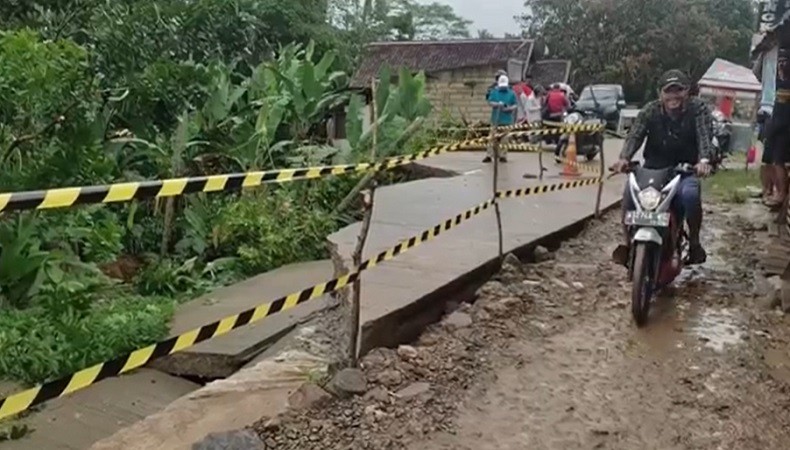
[573,84,626,130]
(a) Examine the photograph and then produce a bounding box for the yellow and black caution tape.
[504,123,605,138]
[0,174,607,421]
[442,121,571,135]
[500,144,544,152]
[450,143,545,153]
[443,122,545,133]
[0,137,490,214]
[496,177,602,199]
[359,199,494,271]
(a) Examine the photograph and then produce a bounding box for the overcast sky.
[417,0,525,36]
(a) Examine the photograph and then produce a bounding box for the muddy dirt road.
[254,199,790,450]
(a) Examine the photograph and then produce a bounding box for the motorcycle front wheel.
[631,242,654,327]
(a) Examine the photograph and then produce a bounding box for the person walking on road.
[484,75,517,163]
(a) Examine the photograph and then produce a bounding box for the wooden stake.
[370,78,378,160]
[349,183,376,365]
[595,137,606,218]
[491,109,504,262]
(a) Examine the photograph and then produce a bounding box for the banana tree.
[344,65,433,160]
[255,41,350,146]
[334,65,433,214]
[108,114,208,256]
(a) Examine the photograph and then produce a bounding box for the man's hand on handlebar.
[694,161,711,177]
[609,159,631,174]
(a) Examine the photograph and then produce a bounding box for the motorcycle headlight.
[564,112,582,124]
[637,187,661,210]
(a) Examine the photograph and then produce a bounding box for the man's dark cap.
[658,69,690,90]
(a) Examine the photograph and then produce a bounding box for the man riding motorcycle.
[611,70,712,266]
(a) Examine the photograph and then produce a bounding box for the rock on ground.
[192,430,264,450]
[287,383,331,410]
[442,311,472,328]
[328,368,367,397]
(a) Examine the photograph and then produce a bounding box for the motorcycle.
[710,109,731,172]
[541,112,566,147]
[617,161,693,326]
[555,110,605,161]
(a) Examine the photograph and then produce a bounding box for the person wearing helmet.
[610,69,713,265]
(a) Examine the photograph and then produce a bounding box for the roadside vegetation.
[0,0,468,386]
[703,168,760,204]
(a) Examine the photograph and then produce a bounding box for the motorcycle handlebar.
[607,161,694,179]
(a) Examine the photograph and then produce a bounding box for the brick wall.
[425,65,501,123]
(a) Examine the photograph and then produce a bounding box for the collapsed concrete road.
[250,198,790,450]
[79,144,622,450]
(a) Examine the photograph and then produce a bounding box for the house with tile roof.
[349,39,571,123]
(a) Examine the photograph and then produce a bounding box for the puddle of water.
[638,302,745,354]
[763,347,790,384]
[703,226,736,275]
[689,308,744,352]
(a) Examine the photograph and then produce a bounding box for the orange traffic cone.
[560,133,580,177]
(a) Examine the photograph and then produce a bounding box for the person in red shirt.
[512,80,533,98]
[543,83,571,120]
[511,79,533,124]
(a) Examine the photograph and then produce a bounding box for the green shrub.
[219,188,339,275]
[0,293,174,384]
[134,258,200,297]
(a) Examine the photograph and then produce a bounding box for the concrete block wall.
[425,64,502,123]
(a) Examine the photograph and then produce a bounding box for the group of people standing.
[482,70,572,163]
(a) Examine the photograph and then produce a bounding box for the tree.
[518,0,755,102]
[406,1,472,39]
[477,29,495,39]
[329,0,471,42]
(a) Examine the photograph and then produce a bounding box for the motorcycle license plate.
[624,211,669,227]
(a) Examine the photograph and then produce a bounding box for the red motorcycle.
[617,162,692,326]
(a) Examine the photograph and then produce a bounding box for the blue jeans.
[622,174,701,221]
